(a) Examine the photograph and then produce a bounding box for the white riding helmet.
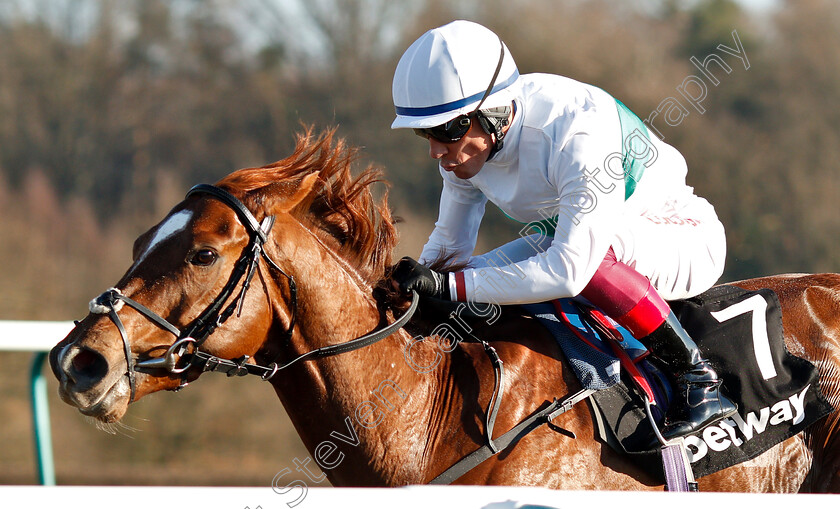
[391,20,519,129]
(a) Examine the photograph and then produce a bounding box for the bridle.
[83,183,596,487]
[87,183,418,402]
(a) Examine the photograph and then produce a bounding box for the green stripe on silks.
[502,210,558,238]
[614,98,650,200]
[500,97,650,235]
[524,216,557,237]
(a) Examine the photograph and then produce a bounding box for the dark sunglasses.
[413,114,473,143]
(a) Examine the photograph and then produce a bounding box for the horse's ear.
[277,172,320,213]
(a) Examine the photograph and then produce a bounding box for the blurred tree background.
[1,0,838,485]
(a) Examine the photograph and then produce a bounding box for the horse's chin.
[59,375,131,424]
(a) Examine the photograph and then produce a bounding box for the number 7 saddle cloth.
[523,285,834,479]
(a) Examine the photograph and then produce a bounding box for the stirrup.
[644,395,699,492]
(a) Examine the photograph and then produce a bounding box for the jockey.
[389,20,737,442]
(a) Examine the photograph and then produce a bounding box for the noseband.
[87,184,418,401]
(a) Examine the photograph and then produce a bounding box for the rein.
[87,184,418,400]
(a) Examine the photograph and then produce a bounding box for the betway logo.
[685,385,810,463]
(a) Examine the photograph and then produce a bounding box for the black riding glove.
[391,257,451,300]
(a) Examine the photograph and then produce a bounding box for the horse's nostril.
[70,348,108,382]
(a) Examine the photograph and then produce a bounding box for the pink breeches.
[580,248,671,338]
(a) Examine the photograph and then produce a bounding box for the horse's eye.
[190,249,218,266]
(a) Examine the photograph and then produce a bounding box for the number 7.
[709,294,777,380]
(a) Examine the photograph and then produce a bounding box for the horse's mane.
[215,127,398,287]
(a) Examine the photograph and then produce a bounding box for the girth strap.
[429,387,596,484]
[480,340,504,454]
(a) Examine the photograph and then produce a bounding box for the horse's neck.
[269,247,444,485]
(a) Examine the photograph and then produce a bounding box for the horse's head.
[49,184,295,422]
[50,129,397,423]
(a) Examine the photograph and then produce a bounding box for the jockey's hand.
[391,257,451,300]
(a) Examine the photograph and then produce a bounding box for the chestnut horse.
[50,129,840,492]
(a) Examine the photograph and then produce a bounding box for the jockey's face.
[425,120,493,180]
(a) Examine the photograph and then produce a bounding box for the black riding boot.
[640,311,738,442]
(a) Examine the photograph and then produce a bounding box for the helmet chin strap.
[470,35,509,162]
[479,102,514,161]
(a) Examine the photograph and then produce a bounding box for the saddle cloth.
[524,285,834,479]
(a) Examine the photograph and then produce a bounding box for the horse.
[49,128,840,492]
